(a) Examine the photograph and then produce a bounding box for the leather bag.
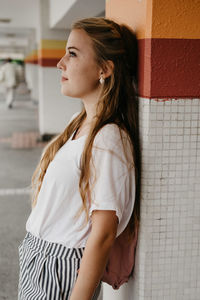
[101,225,138,289]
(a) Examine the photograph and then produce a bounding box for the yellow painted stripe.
[39,39,66,50]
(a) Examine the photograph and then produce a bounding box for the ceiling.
[49,0,105,29]
[0,0,39,58]
[0,0,105,59]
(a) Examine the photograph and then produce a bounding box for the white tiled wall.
[131,98,200,300]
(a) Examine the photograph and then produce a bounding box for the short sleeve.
[89,124,135,226]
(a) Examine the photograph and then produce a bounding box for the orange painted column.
[106,0,200,98]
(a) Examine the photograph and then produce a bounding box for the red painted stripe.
[38,58,60,67]
[25,59,38,64]
[138,38,200,98]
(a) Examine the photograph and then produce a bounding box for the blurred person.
[15,61,25,85]
[18,17,140,300]
[14,61,30,95]
[0,58,17,108]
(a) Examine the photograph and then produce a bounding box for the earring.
[99,76,105,84]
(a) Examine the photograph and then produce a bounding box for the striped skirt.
[18,232,102,300]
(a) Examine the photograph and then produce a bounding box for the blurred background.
[0,0,199,300]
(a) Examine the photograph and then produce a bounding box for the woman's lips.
[61,76,68,82]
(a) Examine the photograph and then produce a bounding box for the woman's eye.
[69,51,76,57]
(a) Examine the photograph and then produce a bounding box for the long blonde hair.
[31,17,141,239]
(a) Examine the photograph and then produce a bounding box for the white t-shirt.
[26,116,136,248]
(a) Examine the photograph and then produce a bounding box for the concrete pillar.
[37,0,82,138]
[105,0,200,299]
[25,44,39,103]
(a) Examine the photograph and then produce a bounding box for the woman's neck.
[81,86,102,122]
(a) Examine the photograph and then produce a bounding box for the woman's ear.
[100,60,114,79]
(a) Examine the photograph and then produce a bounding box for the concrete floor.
[0,90,46,299]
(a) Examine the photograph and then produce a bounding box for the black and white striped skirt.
[18,232,102,300]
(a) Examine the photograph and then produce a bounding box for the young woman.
[18,17,140,300]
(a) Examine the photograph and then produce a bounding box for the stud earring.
[99,76,105,84]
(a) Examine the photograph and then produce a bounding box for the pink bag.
[101,225,138,289]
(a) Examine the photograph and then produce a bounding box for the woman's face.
[57,29,101,99]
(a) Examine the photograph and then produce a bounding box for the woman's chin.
[61,88,79,98]
[61,86,70,96]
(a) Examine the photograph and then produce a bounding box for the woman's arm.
[69,210,118,300]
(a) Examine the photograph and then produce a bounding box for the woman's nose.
[57,58,62,70]
[57,57,65,70]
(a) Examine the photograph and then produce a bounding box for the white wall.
[38,65,82,135]
[103,278,135,300]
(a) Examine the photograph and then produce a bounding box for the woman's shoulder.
[93,124,133,164]
[96,123,121,139]
[94,123,130,149]
[98,123,121,135]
